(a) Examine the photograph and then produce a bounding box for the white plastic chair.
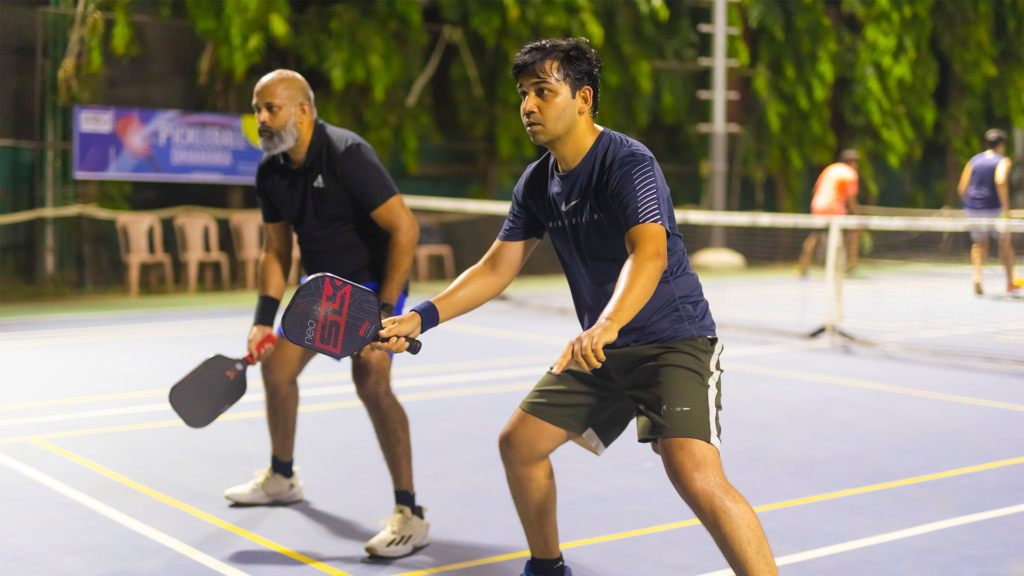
[172,212,231,292]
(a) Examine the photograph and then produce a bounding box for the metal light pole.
[709,0,728,247]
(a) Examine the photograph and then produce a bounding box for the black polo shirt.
[255,120,398,285]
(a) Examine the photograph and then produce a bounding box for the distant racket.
[168,334,276,428]
[281,273,422,358]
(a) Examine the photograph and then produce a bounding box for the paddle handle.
[244,333,278,365]
[405,337,422,355]
[378,336,422,355]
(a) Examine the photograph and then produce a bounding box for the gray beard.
[258,117,299,155]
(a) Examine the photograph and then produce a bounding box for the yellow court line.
[728,363,1024,412]
[0,382,537,445]
[391,455,1024,576]
[29,438,353,576]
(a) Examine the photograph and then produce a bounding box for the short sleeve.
[255,169,284,223]
[846,170,859,198]
[497,176,546,242]
[607,153,672,230]
[336,143,400,214]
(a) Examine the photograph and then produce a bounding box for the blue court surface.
[1,277,1022,575]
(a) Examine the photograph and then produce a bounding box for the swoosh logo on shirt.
[561,198,581,211]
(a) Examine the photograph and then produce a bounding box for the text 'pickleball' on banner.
[73,105,264,185]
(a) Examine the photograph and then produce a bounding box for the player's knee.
[260,364,297,395]
[672,466,725,502]
[498,424,526,465]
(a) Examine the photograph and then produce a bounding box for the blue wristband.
[410,300,439,333]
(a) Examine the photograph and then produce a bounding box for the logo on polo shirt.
[313,174,325,188]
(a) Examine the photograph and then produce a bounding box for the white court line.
[0,318,253,349]
[0,340,834,424]
[439,322,570,345]
[0,450,250,576]
[0,366,550,426]
[695,503,1024,576]
[0,337,836,417]
[721,339,832,358]
[0,354,553,411]
[729,363,1024,412]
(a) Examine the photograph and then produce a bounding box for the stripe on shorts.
[706,339,723,449]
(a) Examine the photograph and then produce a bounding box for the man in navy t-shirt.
[376,39,777,576]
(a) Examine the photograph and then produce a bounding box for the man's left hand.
[551,319,619,375]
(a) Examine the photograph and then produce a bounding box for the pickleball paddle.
[281,273,422,358]
[168,334,276,428]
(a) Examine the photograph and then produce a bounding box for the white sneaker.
[223,468,304,505]
[364,504,430,557]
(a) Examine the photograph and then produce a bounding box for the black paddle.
[281,273,422,358]
[169,334,276,428]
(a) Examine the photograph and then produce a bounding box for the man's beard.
[258,116,299,155]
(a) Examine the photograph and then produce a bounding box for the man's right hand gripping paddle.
[281,273,422,358]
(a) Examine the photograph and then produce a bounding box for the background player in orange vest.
[798,150,861,276]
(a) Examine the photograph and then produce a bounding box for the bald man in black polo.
[223,70,428,558]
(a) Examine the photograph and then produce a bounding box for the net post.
[823,218,845,344]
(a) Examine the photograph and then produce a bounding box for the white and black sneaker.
[223,468,304,505]
[364,504,430,558]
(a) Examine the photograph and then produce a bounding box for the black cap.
[985,129,1007,149]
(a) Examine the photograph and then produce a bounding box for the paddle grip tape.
[411,300,439,333]
[244,334,278,365]
[254,295,281,327]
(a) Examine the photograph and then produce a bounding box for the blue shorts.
[277,279,407,360]
[965,208,1005,242]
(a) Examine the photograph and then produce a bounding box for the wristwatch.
[379,302,396,317]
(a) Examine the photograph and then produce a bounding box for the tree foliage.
[743,0,837,210]
[57,0,1024,208]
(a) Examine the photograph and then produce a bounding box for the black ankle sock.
[529,555,565,576]
[271,455,293,478]
[394,490,424,519]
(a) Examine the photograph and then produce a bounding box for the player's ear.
[576,86,593,117]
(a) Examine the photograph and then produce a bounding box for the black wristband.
[379,301,396,317]
[254,295,280,327]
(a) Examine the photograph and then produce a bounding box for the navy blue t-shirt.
[498,129,716,348]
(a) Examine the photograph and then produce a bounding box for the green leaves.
[185,0,292,84]
[73,0,1022,208]
[744,0,837,204]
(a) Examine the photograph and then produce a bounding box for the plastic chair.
[228,211,264,290]
[412,214,455,281]
[414,244,456,281]
[172,212,231,293]
[115,213,174,297]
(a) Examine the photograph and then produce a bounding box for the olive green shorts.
[519,337,724,455]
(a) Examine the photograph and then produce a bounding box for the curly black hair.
[512,38,602,118]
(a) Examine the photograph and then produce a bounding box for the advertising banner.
[73,106,263,185]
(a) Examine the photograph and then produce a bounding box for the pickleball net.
[2,197,1022,363]
[406,196,1024,365]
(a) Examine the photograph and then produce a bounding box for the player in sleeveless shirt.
[958,128,1020,295]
